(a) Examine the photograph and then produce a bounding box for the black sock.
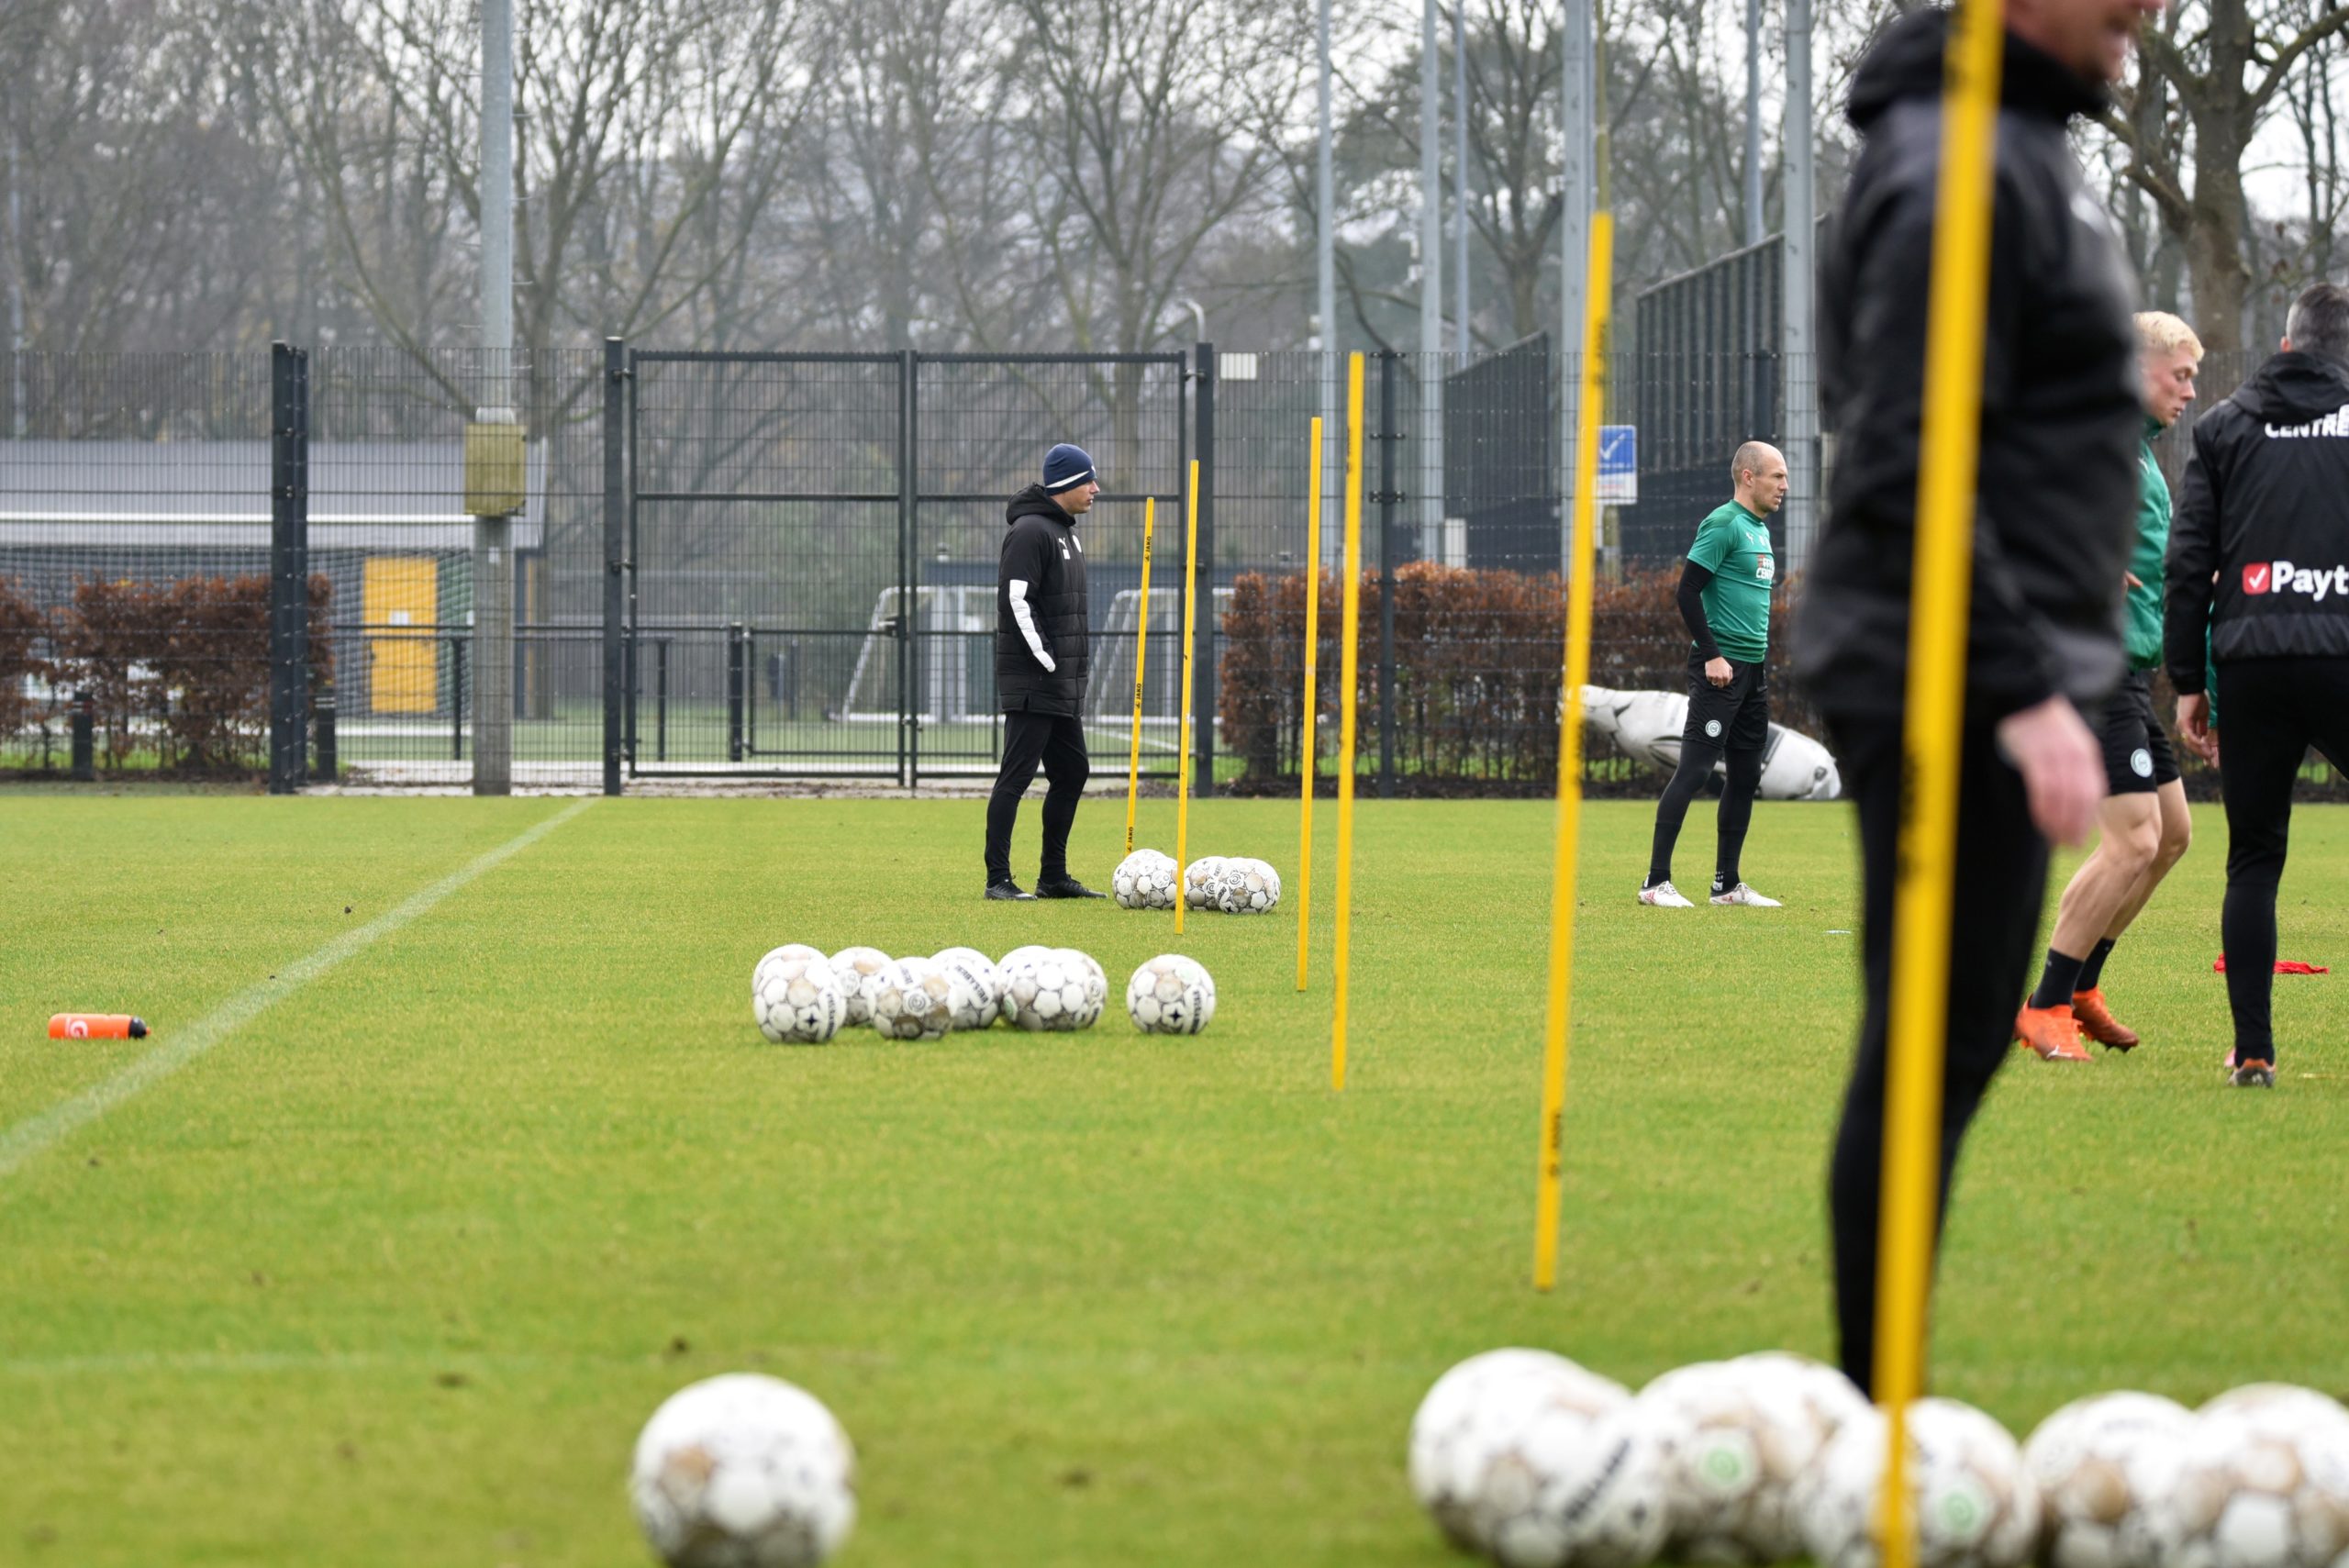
[1712,869,1738,896]
[2028,950,2086,1010]
[2075,938,2117,994]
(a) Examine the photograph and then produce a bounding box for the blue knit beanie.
[1042,443,1096,493]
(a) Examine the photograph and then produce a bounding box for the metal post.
[451,638,467,761]
[311,689,337,782]
[1784,0,1820,569]
[1745,0,1765,250]
[727,623,747,762]
[1419,0,1444,561]
[602,337,626,795]
[655,638,669,762]
[1193,341,1217,796]
[70,690,94,781]
[1319,0,1338,567]
[1559,0,1592,574]
[1377,351,1398,798]
[268,341,309,795]
[6,135,23,438]
[472,0,516,795]
[1454,2,1472,358]
[897,349,914,789]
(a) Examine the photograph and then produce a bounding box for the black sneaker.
[1034,875,1107,900]
[985,879,1036,901]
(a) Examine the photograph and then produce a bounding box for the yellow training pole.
[1174,464,1201,937]
[1125,496,1157,856]
[1330,359,1365,1089]
[1531,213,1613,1293]
[1297,417,1325,993]
[1876,3,2003,1566]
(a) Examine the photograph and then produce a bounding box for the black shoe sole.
[1034,884,1106,899]
[984,886,1035,901]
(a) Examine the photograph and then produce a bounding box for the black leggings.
[1647,741,1764,889]
[1824,712,2049,1395]
[2214,657,2349,1062]
[985,708,1090,884]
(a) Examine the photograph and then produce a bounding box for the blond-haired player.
[2014,311,2203,1060]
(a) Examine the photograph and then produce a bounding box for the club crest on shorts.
[1705,718,1723,738]
[2131,748,2154,778]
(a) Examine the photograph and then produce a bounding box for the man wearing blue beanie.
[985,442,1108,898]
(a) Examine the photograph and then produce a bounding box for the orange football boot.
[2069,989,2140,1052]
[2014,1003,2092,1062]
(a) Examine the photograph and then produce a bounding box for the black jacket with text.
[2163,350,2349,693]
[1792,10,2140,722]
[996,485,1090,715]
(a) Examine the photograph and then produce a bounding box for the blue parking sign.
[1596,425,1637,504]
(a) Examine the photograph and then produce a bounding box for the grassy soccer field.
[1,791,2343,1567]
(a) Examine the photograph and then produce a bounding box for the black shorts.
[1684,652,1771,753]
[2095,670,2179,795]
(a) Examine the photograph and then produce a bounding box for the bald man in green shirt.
[1639,441,1788,908]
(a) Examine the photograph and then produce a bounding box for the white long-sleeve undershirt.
[1007,578,1055,671]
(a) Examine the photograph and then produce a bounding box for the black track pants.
[985,709,1090,884]
[2213,657,2349,1063]
[1823,712,2049,1395]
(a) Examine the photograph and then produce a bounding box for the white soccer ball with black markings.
[1640,1351,1868,1564]
[2138,1385,2349,1568]
[1793,1397,2042,1568]
[751,948,846,1044]
[1182,856,1230,910]
[930,947,1002,1029]
[629,1372,856,1568]
[1213,857,1282,915]
[1113,849,1181,910]
[998,949,1095,1031]
[1056,948,1108,1024]
[867,955,964,1042]
[825,947,892,1027]
[2022,1391,2194,1568]
[1125,954,1215,1034]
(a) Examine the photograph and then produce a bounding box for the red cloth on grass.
[2212,956,2331,974]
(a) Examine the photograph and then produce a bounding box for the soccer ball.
[751,948,846,1044]
[1125,954,1215,1034]
[1640,1352,1868,1564]
[1114,849,1181,910]
[1182,856,1230,910]
[1056,948,1108,1023]
[868,956,965,1042]
[998,949,1097,1031]
[2139,1385,2349,1568]
[930,947,1002,1029]
[1793,1397,2042,1568]
[1408,1349,1667,1567]
[1212,857,1282,915]
[826,947,892,1027]
[2022,1391,2194,1568]
[629,1373,856,1568]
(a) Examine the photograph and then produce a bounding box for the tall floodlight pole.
[1319,0,1338,568]
[1745,0,1765,248]
[1420,0,1444,560]
[1558,0,1592,576]
[7,136,24,438]
[473,0,517,795]
[1454,2,1472,359]
[1784,0,1819,568]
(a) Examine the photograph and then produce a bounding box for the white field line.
[0,799,595,1183]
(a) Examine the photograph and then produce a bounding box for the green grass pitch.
[1,791,2343,1566]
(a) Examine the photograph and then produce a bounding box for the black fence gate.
[622,350,1190,785]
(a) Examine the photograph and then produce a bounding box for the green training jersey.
[2124,414,2169,670]
[1686,500,1776,662]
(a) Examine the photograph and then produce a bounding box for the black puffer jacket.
[1792,9,2141,722]
[2164,351,2349,691]
[996,484,1089,714]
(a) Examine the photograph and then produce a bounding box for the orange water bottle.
[48,1013,149,1040]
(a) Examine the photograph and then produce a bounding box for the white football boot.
[1709,882,1782,907]
[1638,880,1696,907]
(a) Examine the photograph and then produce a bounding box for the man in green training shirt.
[1639,440,1788,908]
[2014,311,2202,1061]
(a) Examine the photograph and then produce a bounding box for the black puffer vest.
[996,485,1090,714]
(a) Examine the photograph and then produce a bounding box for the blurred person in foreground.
[2015,311,2204,1061]
[2164,281,2349,1089]
[1792,0,2154,1392]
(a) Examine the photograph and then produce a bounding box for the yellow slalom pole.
[1531,213,1613,1293]
[1125,496,1157,857]
[1297,417,1324,993]
[1330,359,1365,1090]
[1174,464,1200,937]
[1876,3,2003,1566]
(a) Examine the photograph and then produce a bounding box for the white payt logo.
[2246,560,2349,600]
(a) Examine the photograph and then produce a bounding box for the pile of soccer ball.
[1408,1349,2349,1568]
[752,943,1216,1040]
[1110,848,1281,915]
